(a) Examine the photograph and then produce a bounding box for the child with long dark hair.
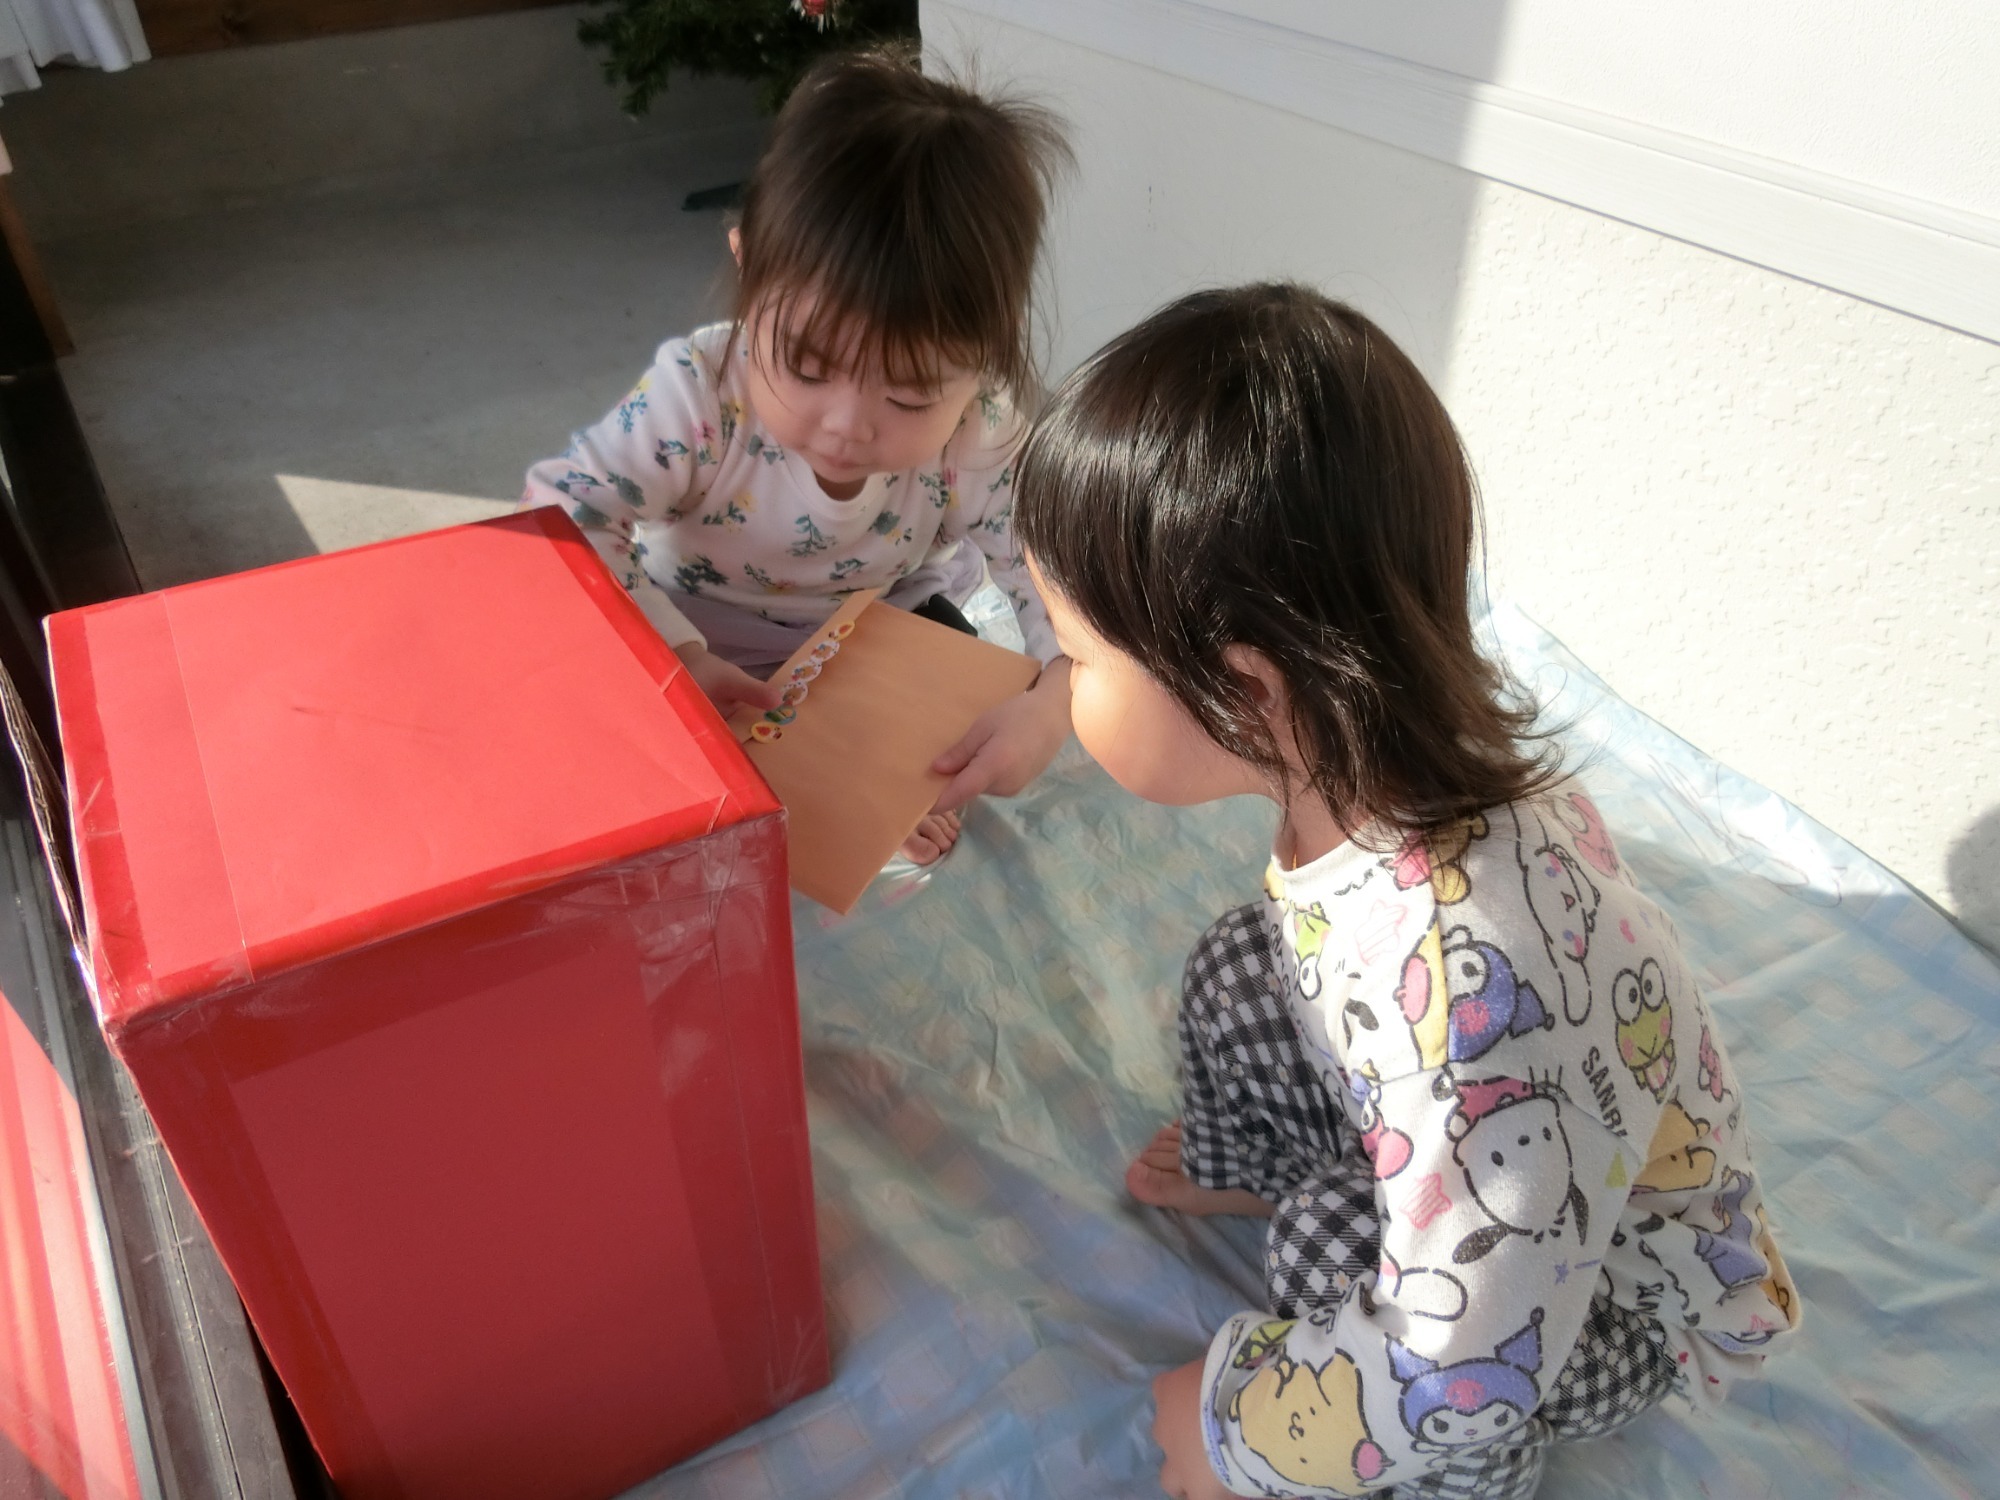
[525,48,1072,864]
[1015,284,1799,1499]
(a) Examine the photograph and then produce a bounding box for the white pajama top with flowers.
[521,322,1056,666]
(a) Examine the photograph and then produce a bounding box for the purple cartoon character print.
[1693,1169,1768,1293]
[1442,926,1553,1063]
[1387,1309,1545,1452]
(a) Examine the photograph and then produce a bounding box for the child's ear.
[1222,644,1288,725]
[728,226,743,266]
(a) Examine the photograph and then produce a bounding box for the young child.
[1013,284,1800,1500]
[523,49,1073,863]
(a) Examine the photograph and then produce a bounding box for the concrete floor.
[5,7,765,587]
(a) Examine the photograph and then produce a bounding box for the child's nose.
[823,392,873,441]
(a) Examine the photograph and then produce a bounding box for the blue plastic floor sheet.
[633,604,2000,1500]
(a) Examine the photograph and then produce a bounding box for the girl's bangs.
[762,282,980,392]
[1015,380,1156,635]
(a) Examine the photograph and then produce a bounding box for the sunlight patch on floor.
[276,475,516,555]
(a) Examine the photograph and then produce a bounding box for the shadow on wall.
[1947,808,2000,955]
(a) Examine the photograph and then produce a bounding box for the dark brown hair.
[1016,283,1556,840]
[732,45,1069,396]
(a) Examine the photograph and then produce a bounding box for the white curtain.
[0,0,149,96]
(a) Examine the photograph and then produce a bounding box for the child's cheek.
[1066,677,1121,779]
[1074,673,1222,808]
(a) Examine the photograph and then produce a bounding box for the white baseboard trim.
[939,0,2000,345]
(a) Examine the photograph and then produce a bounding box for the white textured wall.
[1452,193,1998,941]
[1220,0,2000,217]
[926,2,2000,948]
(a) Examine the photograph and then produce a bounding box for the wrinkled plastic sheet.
[632,601,2000,1500]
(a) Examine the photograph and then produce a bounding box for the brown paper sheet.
[729,591,1040,912]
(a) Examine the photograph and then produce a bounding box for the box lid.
[48,508,777,1027]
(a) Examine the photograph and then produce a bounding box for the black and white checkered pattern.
[1366,1307,1675,1500]
[1537,1296,1677,1441]
[1176,900,1676,1498]
[1178,903,1346,1204]
[1384,1437,1544,1500]
[1264,1160,1382,1317]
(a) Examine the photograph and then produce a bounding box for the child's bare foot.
[1125,1122,1276,1218]
[900,810,961,865]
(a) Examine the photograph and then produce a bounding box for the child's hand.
[930,658,1072,812]
[900,810,961,865]
[676,642,783,716]
[1152,1358,1239,1500]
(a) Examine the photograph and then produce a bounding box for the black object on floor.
[913,593,978,637]
[683,181,745,211]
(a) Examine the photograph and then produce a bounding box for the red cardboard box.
[46,509,827,1500]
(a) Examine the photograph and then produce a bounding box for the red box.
[46,510,827,1500]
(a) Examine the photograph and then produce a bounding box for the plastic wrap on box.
[0,990,143,1500]
[46,509,827,1500]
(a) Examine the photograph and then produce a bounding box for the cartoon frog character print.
[1612,958,1675,1099]
[1294,902,1335,1001]
[1267,867,1338,1001]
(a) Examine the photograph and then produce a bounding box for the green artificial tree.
[579,0,920,116]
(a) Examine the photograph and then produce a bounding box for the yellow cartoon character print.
[1391,815,1489,904]
[1229,1323,1388,1495]
[1395,922,1451,1071]
[1738,1230,1804,1348]
[1634,1100,1715,1195]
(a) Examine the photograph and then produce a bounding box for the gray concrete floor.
[6,8,765,587]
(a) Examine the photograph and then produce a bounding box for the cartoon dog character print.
[1336,981,1381,1052]
[1375,1255,1470,1322]
[1553,792,1621,878]
[1633,1100,1716,1195]
[1387,1310,1545,1452]
[1514,806,1602,1025]
[1445,1076,1591,1263]
[1441,926,1552,1063]
[1391,815,1489,905]
[1612,958,1675,1099]
[1693,1169,1769,1293]
[1229,1325,1388,1494]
